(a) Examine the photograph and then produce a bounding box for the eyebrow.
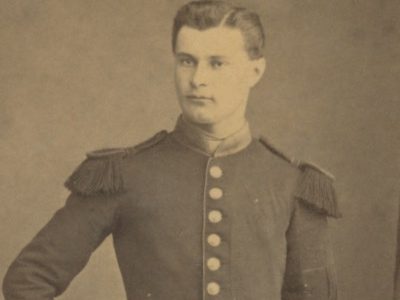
[175,52,228,60]
[175,52,196,59]
[209,55,228,60]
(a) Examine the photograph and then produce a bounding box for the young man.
[3,1,340,299]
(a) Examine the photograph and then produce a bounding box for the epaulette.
[295,161,341,218]
[258,136,340,218]
[65,130,168,196]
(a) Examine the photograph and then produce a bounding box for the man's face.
[174,25,264,125]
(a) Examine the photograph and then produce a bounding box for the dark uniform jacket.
[3,116,340,300]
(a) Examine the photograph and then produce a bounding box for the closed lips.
[187,95,213,100]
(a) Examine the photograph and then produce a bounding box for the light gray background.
[1,1,399,299]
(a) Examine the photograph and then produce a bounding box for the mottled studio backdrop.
[1,0,399,299]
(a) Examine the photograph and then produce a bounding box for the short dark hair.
[172,0,265,59]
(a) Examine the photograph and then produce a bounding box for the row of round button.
[207,165,223,296]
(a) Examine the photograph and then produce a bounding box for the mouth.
[186,95,214,102]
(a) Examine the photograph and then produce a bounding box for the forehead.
[175,26,248,59]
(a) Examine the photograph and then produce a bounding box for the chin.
[182,109,218,125]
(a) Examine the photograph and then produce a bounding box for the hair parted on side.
[172,0,265,60]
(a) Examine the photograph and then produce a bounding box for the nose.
[191,63,208,88]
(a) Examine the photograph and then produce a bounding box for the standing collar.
[170,115,253,157]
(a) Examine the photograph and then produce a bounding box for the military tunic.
[3,116,340,300]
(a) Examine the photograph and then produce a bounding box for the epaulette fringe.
[65,130,168,196]
[295,162,341,218]
[65,152,125,196]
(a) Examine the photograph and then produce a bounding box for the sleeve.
[281,163,340,300]
[393,196,400,300]
[2,192,120,300]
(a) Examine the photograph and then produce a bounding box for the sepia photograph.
[1,0,399,299]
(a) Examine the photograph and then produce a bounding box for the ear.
[248,57,266,87]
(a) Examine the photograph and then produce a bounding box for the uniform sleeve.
[281,164,340,300]
[393,196,400,300]
[281,200,337,300]
[2,192,120,300]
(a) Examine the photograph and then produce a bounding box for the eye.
[178,57,195,67]
[210,60,225,69]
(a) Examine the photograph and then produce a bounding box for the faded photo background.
[1,0,399,299]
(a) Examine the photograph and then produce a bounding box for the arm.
[282,200,337,300]
[2,135,164,299]
[282,163,340,300]
[393,196,400,300]
[2,193,119,300]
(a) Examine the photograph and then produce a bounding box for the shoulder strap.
[258,136,298,165]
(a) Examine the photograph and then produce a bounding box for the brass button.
[207,234,221,247]
[209,187,223,200]
[207,282,220,296]
[208,210,222,223]
[209,166,223,178]
[207,257,221,271]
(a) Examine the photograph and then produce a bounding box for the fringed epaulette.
[65,130,168,196]
[294,161,341,218]
[259,136,298,165]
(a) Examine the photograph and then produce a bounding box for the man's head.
[172,0,266,127]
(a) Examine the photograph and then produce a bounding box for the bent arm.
[2,193,118,300]
[282,200,338,300]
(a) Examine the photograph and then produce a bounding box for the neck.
[173,113,252,157]
[184,112,247,140]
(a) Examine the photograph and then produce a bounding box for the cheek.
[175,68,191,89]
[212,70,250,109]
[219,66,250,86]
[216,71,249,96]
